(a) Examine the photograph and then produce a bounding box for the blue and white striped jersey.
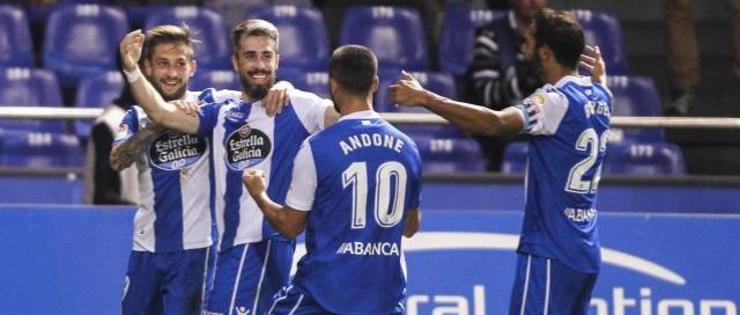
[196,89,330,251]
[114,89,240,253]
[285,111,423,314]
[515,75,612,273]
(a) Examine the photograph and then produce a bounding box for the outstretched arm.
[390,71,524,137]
[119,30,200,134]
[109,122,163,171]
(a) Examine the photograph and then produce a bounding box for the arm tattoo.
[110,124,163,170]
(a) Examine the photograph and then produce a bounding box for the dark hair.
[533,8,584,69]
[142,24,199,61]
[231,19,279,54]
[329,45,378,96]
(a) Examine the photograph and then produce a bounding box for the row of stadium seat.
[0,66,666,140]
[0,4,629,89]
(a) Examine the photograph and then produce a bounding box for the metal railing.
[2,106,740,129]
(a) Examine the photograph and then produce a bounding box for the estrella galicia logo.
[148,130,208,170]
[224,125,271,171]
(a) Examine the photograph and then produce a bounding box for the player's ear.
[189,57,197,78]
[330,78,340,97]
[231,54,239,72]
[371,75,379,93]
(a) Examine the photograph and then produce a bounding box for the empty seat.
[438,6,502,76]
[74,71,124,139]
[413,135,486,172]
[43,4,128,88]
[0,128,83,168]
[191,70,241,91]
[375,70,457,113]
[0,5,33,67]
[501,141,528,174]
[278,68,331,99]
[144,6,230,70]
[604,142,687,175]
[573,10,628,75]
[0,68,65,132]
[340,6,428,71]
[248,5,330,71]
[607,75,664,142]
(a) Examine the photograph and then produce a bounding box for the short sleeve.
[199,88,241,103]
[408,145,423,209]
[285,141,318,211]
[112,109,139,145]
[196,102,222,137]
[515,88,569,136]
[289,89,332,134]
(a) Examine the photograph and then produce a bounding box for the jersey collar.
[338,110,381,122]
[554,75,592,88]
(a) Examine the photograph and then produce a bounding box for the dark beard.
[239,72,272,101]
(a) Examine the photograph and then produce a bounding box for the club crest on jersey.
[225,125,271,171]
[148,130,207,170]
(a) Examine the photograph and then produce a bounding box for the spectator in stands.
[464,0,547,171]
[82,53,139,205]
[665,0,740,115]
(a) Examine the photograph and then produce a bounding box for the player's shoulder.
[194,88,241,103]
[288,88,327,108]
[528,84,568,109]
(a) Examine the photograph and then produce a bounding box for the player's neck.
[543,65,579,85]
[337,95,373,117]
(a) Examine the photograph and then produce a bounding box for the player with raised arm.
[119,19,339,315]
[243,45,423,315]
[391,8,610,315]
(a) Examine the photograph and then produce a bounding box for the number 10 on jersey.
[343,161,408,229]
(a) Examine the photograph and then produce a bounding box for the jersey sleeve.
[285,141,318,211]
[408,144,423,209]
[112,108,139,145]
[199,88,241,103]
[196,102,222,137]
[515,88,569,136]
[289,89,332,134]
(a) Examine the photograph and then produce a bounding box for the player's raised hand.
[171,100,203,117]
[243,169,267,198]
[389,70,429,107]
[579,45,607,87]
[264,80,293,117]
[119,30,145,72]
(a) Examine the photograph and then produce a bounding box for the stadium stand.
[0,128,83,168]
[607,75,665,143]
[144,6,230,70]
[191,69,241,91]
[0,5,34,68]
[0,67,65,132]
[604,142,687,175]
[572,10,629,75]
[74,71,124,139]
[438,6,502,77]
[413,134,487,172]
[248,5,330,71]
[43,4,128,88]
[339,6,428,71]
[278,69,330,99]
[375,70,457,113]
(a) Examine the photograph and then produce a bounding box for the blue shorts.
[266,285,405,315]
[121,247,210,315]
[508,253,598,315]
[204,236,295,315]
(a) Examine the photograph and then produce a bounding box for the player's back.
[518,75,612,273]
[292,111,422,314]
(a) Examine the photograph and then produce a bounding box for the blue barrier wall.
[1,182,739,314]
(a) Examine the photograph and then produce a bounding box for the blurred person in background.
[665,0,740,115]
[464,0,548,171]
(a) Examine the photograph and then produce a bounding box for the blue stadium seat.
[248,5,330,71]
[607,75,665,142]
[278,68,331,99]
[375,70,457,113]
[0,5,34,67]
[145,6,230,70]
[413,135,486,172]
[43,5,128,88]
[501,141,528,174]
[0,68,65,132]
[340,6,428,71]
[191,70,241,91]
[573,10,628,75]
[74,71,124,139]
[0,129,83,168]
[604,142,687,175]
[438,6,503,76]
